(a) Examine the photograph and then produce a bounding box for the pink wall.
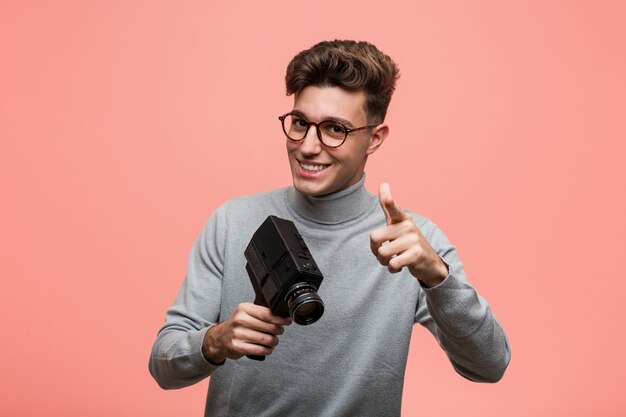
[1,1,625,415]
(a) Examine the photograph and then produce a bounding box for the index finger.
[379,182,409,225]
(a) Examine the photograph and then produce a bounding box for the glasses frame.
[279,112,378,148]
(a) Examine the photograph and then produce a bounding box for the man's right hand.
[201,303,292,364]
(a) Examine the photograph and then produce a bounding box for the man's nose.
[299,125,322,155]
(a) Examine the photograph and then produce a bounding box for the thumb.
[379,183,409,225]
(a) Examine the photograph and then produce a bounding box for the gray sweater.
[149,176,510,416]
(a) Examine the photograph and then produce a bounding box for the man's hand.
[369,183,449,288]
[202,303,292,364]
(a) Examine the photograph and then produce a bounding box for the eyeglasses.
[279,112,377,148]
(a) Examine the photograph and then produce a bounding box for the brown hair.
[285,40,400,124]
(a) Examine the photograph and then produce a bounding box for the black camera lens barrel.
[285,284,324,325]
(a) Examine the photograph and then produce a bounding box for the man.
[149,40,510,416]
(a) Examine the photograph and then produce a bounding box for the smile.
[299,162,330,172]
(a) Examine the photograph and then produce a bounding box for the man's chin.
[293,178,330,197]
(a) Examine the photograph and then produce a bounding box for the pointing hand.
[369,183,448,287]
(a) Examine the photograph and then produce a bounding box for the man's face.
[286,86,387,197]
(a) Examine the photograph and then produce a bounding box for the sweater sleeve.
[414,219,511,382]
[148,207,227,389]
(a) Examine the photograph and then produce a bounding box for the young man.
[149,40,510,416]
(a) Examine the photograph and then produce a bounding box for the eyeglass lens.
[282,114,347,148]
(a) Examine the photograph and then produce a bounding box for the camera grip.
[247,354,266,361]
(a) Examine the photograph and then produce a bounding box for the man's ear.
[366,124,389,155]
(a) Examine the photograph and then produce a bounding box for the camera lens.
[285,285,324,325]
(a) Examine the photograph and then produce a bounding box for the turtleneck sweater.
[149,176,510,417]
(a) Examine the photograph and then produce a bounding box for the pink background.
[1,1,625,416]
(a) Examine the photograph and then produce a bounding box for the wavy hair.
[285,40,400,124]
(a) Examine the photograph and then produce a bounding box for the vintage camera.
[245,216,324,360]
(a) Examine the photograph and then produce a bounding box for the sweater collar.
[286,175,376,225]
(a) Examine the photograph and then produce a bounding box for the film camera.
[245,216,325,360]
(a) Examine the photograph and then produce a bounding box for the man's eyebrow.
[290,110,308,119]
[326,116,355,128]
[290,110,356,127]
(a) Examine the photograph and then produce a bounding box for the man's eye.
[291,118,308,129]
[322,122,347,137]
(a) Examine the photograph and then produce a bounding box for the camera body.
[245,215,324,326]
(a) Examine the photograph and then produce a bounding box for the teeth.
[301,163,328,172]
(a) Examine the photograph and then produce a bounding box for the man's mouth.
[299,162,330,173]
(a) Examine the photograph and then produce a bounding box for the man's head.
[282,40,399,197]
[285,40,399,124]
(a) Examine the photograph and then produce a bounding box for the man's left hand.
[369,183,449,288]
